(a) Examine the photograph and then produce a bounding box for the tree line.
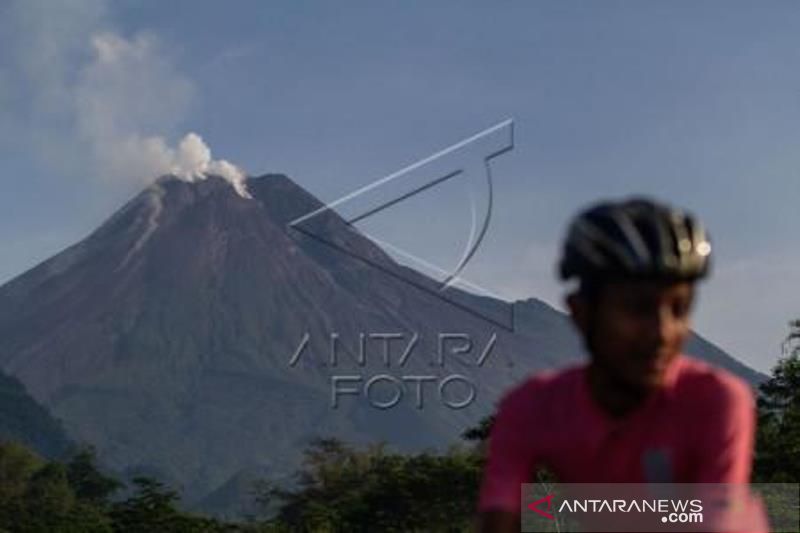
[0,321,797,532]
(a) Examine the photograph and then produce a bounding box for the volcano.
[0,174,763,510]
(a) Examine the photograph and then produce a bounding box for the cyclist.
[476,198,765,532]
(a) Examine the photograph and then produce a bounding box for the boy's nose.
[643,306,673,347]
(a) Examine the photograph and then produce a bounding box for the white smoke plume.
[1,3,250,198]
[76,32,251,198]
[111,132,251,199]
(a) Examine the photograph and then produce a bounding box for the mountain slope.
[0,173,766,506]
[0,369,72,459]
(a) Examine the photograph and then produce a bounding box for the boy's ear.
[566,292,590,337]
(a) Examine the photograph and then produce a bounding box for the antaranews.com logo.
[521,483,798,532]
[527,493,703,524]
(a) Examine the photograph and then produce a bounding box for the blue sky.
[1,1,798,373]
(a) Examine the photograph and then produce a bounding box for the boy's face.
[568,280,695,391]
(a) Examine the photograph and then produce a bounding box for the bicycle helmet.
[559,197,712,283]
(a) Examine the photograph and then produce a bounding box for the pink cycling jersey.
[478,354,759,514]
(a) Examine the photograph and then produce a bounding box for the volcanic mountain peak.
[66,172,371,280]
[0,172,766,510]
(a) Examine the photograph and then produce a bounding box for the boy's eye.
[620,296,691,319]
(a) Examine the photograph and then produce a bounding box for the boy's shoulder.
[498,363,586,409]
[498,355,755,411]
[670,355,756,410]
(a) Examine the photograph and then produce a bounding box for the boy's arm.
[691,376,770,533]
[693,377,756,483]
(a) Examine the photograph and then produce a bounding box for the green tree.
[253,438,483,532]
[111,477,187,532]
[754,319,800,483]
[461,415,494,444]
[0,442,43,530]
[109,476,233,533]
[0,442,113,532]
[65,446,121,507]
[0,441,251,532]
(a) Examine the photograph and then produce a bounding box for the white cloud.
[2,0,249,197]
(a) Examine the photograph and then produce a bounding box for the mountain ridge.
[0,173,767,509]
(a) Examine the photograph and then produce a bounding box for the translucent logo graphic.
[288,330,503,410]
[288,120,515,331]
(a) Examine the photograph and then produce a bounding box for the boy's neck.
[586,363,652,419]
